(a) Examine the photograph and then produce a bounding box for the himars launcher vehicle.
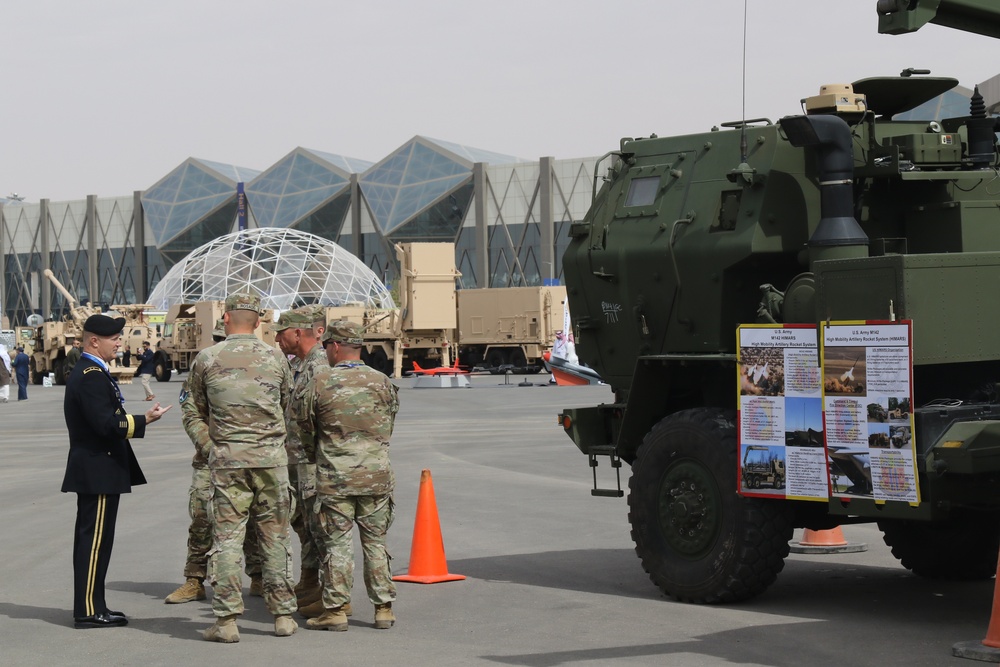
[559,0,1000,603]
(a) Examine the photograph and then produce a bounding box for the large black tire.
[30,359,44,385]
[628,408,793,603]
[878,513,1000,580]
[367,348,391,376]
[154,352,171,382]
[54,359,66,386]
[486,348,507,370]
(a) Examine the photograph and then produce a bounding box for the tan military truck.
[381,242,459,376]
[377,243,566,376]
[456,285,567,373]
[31,269,150,384]
[154,301,277,382]
[741,446,786,490]
[154,301,227,380]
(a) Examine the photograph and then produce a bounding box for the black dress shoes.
[74,612,129,629]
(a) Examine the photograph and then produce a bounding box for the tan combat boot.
[249,574,263,597]
[298,599,324,618]
[374,603,395,629]
[294,568,319,597]
[300,599,352,618]
[306,606,348,632]
[274,614,298,637]
[164,577,206,604]
[296,581,322,607]
[203,614,240,643]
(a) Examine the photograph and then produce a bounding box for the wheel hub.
[659,460,721,557]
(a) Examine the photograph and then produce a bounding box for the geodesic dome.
[148,227,395,312]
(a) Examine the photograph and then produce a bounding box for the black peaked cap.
[83,314,126,336]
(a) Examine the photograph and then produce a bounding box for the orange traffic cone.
[789,527,867,554]
[393,469,466,584]
[984,566,1000,649]
[953,551,1000,659]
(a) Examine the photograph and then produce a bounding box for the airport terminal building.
[0,137,597,325]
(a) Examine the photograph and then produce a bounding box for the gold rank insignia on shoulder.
[84,367,102,374]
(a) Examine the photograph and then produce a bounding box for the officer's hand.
[145,402,172,424]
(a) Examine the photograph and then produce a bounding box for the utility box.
[815,252,1000,365]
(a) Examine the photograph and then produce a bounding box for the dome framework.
[148,227,395,312]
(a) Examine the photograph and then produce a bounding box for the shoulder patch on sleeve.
[83,367,102,374]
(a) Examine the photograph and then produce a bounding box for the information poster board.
[736,325,828,501]
[821,321,919,504]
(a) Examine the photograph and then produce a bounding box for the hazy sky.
[2,0,996,202]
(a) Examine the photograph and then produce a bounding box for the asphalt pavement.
[0,374,995,666]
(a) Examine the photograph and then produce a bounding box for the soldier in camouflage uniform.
[182,293,298,642]
[296,320,399,632]
[270,306,331,611]
[164,319,263,605]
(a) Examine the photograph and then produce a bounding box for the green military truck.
[559,0,1000,603]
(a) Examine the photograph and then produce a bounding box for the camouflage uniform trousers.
[289,462,322,571]
[314,493,396,608]
[183,467,262,580]
[207,466,297,617]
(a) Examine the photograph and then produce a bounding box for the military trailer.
[558,0,1000,603]
[456,285,566,373]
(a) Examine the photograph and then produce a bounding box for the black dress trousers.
[72,493,121,618]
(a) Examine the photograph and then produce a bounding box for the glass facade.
[245,147,371,236]
[3,138,604,326]
[360,137,518,236]
[142,158,260,250]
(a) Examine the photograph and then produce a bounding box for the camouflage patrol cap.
[212,318,225,338]
[298,304,326,324]
[321,319,364,345]
[225,292,261,313]
[270,309,314,332]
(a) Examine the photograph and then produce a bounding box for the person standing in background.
[122,345,132,368]
[64,338,82,381]
[135,341,155,401]
[0,343,11,403]
[12,346,29,401]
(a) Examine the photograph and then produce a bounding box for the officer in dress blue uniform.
[61,314,171,629]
